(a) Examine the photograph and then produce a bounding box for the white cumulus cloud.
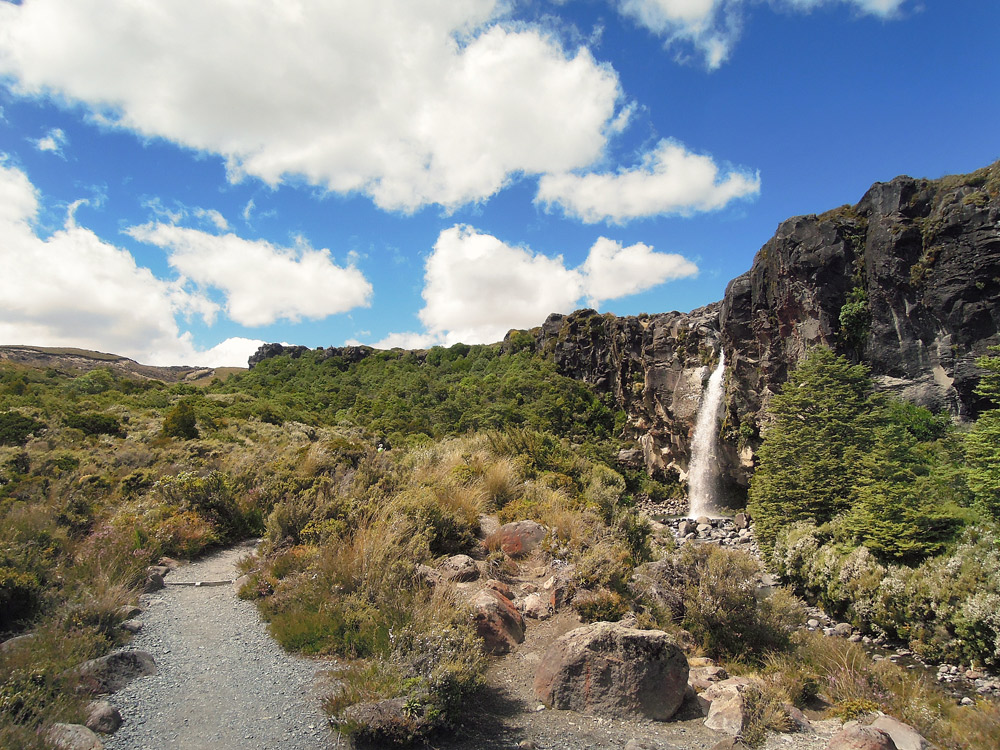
[582,236,698,307]
[0,0,623,212]
[618,0,907,69]
[126,224,373,328]
[32,127,67,155]
[537,140,760,224]
[373,225,698,347]
[418,225,585,344]
[0,158,261,366]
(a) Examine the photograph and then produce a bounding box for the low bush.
[680,546,804,662]
[63,412,124,437]
[152,510,220,558]
[772,521,1000,667]
[574,588,629,623]
[0,566,42,631]
[0,412,45,446]
[632,545,804,664]
[162,399,199,439]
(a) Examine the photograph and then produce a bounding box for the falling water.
[688,351,726,519]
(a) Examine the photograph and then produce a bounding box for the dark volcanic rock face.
[722,163,1000,425]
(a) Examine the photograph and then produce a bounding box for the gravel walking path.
[104,542,337,750]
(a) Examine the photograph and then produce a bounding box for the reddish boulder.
[471,588,525,654]
[494,521,547,557]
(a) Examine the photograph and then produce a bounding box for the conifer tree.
[966,348,1000,520]
[840,422,963,562]
[748,347,878,556]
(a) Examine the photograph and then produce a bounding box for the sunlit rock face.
[722,163,1000,427]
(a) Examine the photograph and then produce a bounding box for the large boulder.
[75,650,157,694]
[471,588,525,654]
[704,687,749,736]
[869,716,929,750]
[825,725,899,750]
[494,521,548,557]
[533,622,688,720]
[47,723,103,750]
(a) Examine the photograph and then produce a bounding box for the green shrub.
[157,471,260,543]
[574,589,629,622]
[680,546,804,662]
[152,510,220,558]
[575,538,633,592]
[838,286,870,353]
[267,592,391,657]
[614,508,651,562]
[67,368,115,395]
[773,521,1000,668]
[0,566,42,631]
[0,412,45,446]
[63,412,124,437]
[162,399,199,439]
[393,487,479,556]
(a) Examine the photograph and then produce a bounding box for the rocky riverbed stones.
[533,622,688,720]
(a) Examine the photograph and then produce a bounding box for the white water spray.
[688,351,726,519]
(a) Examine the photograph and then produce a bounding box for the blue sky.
[0,0,997,366]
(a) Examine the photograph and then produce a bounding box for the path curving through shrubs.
[104,543,335,750]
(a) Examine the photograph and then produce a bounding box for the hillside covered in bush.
[2,337,1000,749]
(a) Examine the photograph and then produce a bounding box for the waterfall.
[688,351,726,519]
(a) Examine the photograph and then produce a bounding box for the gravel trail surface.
[104,543,336,750]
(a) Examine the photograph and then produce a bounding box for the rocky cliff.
[509,162,1000,501]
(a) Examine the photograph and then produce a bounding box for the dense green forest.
[749,347,1000,671]
[1,342,998,749]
